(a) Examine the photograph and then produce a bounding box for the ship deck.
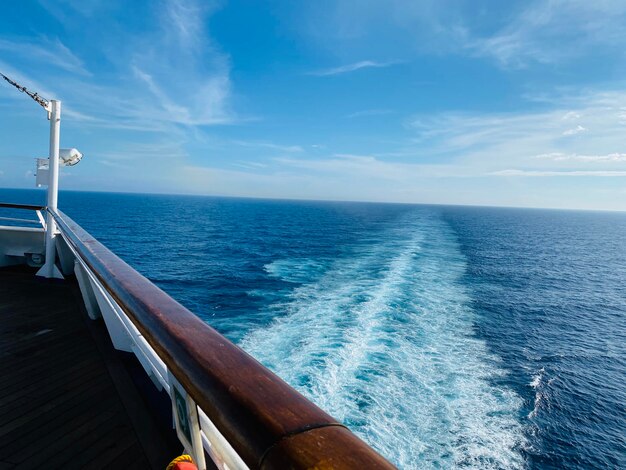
[0,266,180,469]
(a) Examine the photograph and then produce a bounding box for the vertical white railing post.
[37,99,64,279]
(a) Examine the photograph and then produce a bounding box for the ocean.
[2,188,625,469]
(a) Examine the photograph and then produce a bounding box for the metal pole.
[37,99,63,279]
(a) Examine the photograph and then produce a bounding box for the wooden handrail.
[51,209,394,469]
[0,202,46,211]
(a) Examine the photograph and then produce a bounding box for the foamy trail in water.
[240,210,526,469]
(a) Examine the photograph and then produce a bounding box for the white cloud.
[186,87,626,207]
[232,161,268,170]
[562,125,587,136]
[96,141,188,161]
[276,154,469,179]
[293,0,626,69]
[164,0,213,50]
[309,60,397,76]
[231,140,304,152]
[204,86,626,205]
[0,60,59,103]
[491,169,626,177]
[0,37,89,76]
[562,111,581,120]
[345,109,393,118]
[39,0,111,20]
[126,0,234,126]
[2,0,236,130]
[408,89,626,171]
[534,152,626,162]
[176,158,472,204]
[468,1,626,67]
[98,160,129,169]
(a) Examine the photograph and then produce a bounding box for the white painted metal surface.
[37,99,63,279]
[0,226,45,267]
[35,158,49,188]
[169,372,208,470]
[74,260,101,320]
[35,210,46,229]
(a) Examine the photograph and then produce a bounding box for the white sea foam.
[530,368,545,389]
[264,258,328,283]
[528,367,553,420]
[240,211,526,469]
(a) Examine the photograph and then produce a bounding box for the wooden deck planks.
[0,266,178,469]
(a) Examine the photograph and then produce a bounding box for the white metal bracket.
[168,372,207,470]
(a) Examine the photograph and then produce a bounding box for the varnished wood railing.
[51,209,394,469]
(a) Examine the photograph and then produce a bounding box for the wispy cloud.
[5,0,235,130]
[410,89,626,159]
[275,154,468,179]
[562,111,581,120]
[345,109,393,118]
[232,161,268,170]
[95,141,188,161]
[231,140,303,152]
[0,59,59,105]
[39,0,112,21]
[309,60,397,76]
[5,1,626,209]
[295,1,626,69]
[0,37,90,76]
[467,1,626,68]
[215,85,626,202]
[98,160,130,169]
[562,125,587,136]
[173,155,474,204]
[391,87,626,190]
[164,0,212,50]
[127,0,234,126]
[491,169,626,177]
[534,152,626,163]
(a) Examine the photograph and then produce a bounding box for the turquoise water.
[2,189,625,469]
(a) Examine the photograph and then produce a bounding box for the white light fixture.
[59,148,83,167]
[35,148,84,187]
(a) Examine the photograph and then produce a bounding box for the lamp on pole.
[1,73,84,279]
[36,99,63,279]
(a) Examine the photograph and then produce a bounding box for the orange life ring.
[166,454,198,470]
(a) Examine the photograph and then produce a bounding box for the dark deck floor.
[0,266,180,469]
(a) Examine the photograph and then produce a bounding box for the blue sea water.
[2,188,625,469]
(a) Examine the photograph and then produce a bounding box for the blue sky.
[2,0,626,210]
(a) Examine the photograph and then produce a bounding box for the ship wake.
[240,210,526,469]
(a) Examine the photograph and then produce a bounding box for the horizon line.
[1,186,624,214]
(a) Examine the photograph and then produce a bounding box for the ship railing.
[0,202,47,229]
[0,203,47,267]
[48,208,393,470]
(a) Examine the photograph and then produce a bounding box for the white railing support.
[37,99,63,279]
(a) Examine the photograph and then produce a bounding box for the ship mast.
[1,73,63,278]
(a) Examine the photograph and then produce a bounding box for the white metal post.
[37,99,64,279]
